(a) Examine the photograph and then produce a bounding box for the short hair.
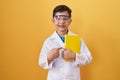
[53,5,72,18]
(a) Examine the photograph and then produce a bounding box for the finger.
[62,48,68,51]
[62,52,64,58]
[57,47,63,50]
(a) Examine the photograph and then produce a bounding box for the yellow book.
[64,34,81,61]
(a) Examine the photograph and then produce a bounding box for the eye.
[62,16,70,20]
[54,16,60,20]
[63,18,68,20]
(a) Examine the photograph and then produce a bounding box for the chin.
[57,27,67,32]
[59,29,67,32]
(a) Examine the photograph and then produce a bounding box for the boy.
[39,5,92,80]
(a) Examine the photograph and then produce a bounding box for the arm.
[38,41,52,69]
[39,41,61,69]
[47,47,62,64]
[74,39,92,66]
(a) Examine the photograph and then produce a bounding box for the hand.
[47,47,62,64]
[62,48,76,61]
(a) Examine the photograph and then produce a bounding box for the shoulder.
[68,30,79,36]
[43,31,57,44]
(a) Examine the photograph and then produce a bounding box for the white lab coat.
[39,31,92,80]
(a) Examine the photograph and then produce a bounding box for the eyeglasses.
[54,15,70,21]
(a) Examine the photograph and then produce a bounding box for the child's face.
[52,11,72,34]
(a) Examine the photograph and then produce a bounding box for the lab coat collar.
[49,30,74,47]
[50,30,74,39]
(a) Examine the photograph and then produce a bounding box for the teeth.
[59,25,64,27]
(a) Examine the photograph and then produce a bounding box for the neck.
[56,30,68,36]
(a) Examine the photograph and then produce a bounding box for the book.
[64,34,81,61]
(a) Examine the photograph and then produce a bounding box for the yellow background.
[0,0,120,80]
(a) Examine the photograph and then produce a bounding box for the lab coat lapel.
[68,31,74,35]
[50,31,64,47]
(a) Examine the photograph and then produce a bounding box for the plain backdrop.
[0,0,120,80]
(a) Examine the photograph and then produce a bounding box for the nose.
[59,19,65,24]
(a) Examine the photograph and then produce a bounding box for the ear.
[51,18,55,23]
[69,19,72,23]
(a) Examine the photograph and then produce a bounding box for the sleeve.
[38,40,53,69]
[74,39,92,66]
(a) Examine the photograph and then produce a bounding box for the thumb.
[57,47,62,50]
[63,48,68,51]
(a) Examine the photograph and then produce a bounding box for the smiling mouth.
[58,25,65,28]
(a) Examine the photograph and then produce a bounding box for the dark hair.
[53,5,72,18]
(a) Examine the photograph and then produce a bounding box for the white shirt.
[39,31,92,80]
